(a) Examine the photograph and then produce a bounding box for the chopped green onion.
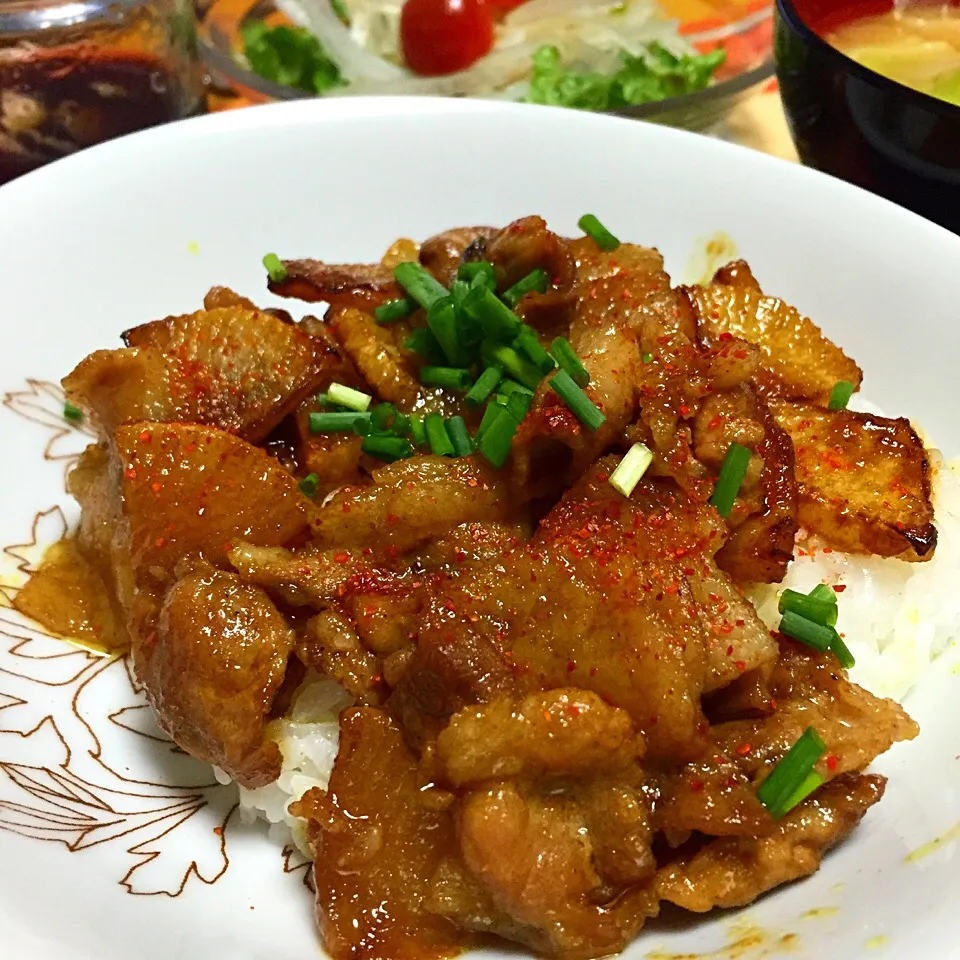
[828,380,854,411]
[778,610,834,653]
[371,403,399,432]
[778,588,838,628]
[477,407,520,469]
[498,380,534,399]
[63,401,83,422]
[375,298,415,324]
[446,416,474,457]
[299,473,320,498]
[548,370,606,431]
[549,337,589,387]
[515,329,556,375]
[315,392,329,407]
[609,443,654,498]
[465,366,502,409]
[710,442,751,518]
[487,344,543,391]
[501,386,534,423]
[756,727,827,820]
[502,268,549,307]
[474,401,501,445]
[578,214,620,252]
[809,583,836,604]
[408,413,427,448]
[352,417,373,437]
[403,328,445,364]
[778,769,827,817]
[309,411,372,433]
[458,261,496,289]
[426,297,465,366]
[262,252,288,282]
[831,633,856,670]
[642,353,653,364]
[466,288,523,341]
[362,434,413,463]
[421,366,471,391]
[394,262,448,310]
[327,382,372,412]
[425,413,454,457]
[393,412,410,435]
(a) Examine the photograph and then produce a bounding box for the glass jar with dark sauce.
[0,0,205,185]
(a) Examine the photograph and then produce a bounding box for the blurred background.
[2,0,958,229]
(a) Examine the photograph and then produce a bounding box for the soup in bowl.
[775,0,960,233]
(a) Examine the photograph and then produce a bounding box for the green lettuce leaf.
[242,21,347,95]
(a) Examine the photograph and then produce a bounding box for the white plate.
[0,98,958,960]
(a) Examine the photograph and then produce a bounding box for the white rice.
[229,454,960,845]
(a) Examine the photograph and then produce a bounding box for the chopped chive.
[403,327,445,364]
[262,252,288,282]
[394,262,449,310]
[756,728,827,819]
[477,407,519,469]
[828,380,854,411]
[502,386,534,423]
[408,413,427,448]
[352,417,373,437]
[498,380,534,399]
[710,442,751,518]
[549,337,589,387]
[548,370,606,432]
[465,366,502,409]
[315,392,329,407]
[421,366,471,391]
[393,412,410,435]
[327,382,372,412]
[515,329,556,375]
[309,411,372,433]
[63,401,83,422]
[299,472,320,498]
[446,416,474,457]
[426,297,465,366]
[609,443,654,498]
[778,610,835,653]
[425,413,454,457]
[465,288,523,340]
[578,214,620,252]
[375,297,415,324]
[474,401,501,445]
[362,434,413,463]
[831,633,856,669]
[778,769,827,817]
[502,268,549,307]
[488,344,543,391]
[778,588,838,628]
[458,261,496,289]
[642,353,653,364]
[371,403,399,432]
[809,583,836,604]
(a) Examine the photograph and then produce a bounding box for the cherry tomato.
[400,0,495,77]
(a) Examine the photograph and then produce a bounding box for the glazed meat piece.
[299,609,386,705]
[116,422,311,576]
[395,462,778,761]
[145,570,295,787]
[419,226,498,287]
[292,708,465,960]
[312,455,518,551]
[686,261,863,405]
[656,773,886,911]
[269,259,402,310]
[693,385,798,583]
[66,303,332,443]
[326,306,425,409]
[772,402,937,559]
[435,689,643,786]
[653,644,917,841]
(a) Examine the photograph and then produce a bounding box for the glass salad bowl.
[196,0,775,131]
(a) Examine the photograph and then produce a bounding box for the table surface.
[717,90,799,163]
